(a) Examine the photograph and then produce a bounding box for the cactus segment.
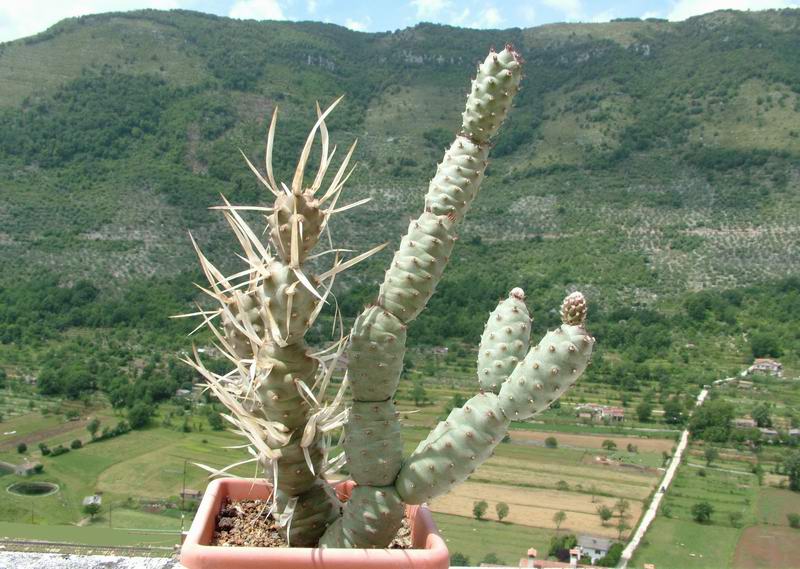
[378,213,456,323]
[255,343,317,430]
[268,430,324,495]
[342,486,404,548]
[269,189,325,266]
[477,288,531,393]
[276,478,340,547]
[424,137,489,221]
[221,292,262,358]
[260,260,320,345]
[348,307,407,402]
[395,392,509,505]
[561,291,588,326]
[461,45,523,143]
[342,400,403,486]
[498,301,593,421]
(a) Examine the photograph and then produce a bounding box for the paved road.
[618,388,708,568]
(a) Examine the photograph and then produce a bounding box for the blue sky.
[1,0,798,42]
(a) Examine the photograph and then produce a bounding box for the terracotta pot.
[180,478,450,569]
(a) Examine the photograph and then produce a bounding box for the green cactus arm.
[477,288,531,393]
[322,45,523,549]
[395,293,594,505]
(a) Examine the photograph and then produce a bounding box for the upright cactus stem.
[183,44,597,551]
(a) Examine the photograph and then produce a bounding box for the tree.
[752,402,772,428]
[704,446,719,466]
[553,510,567,532]
[17,442,27,454]
[410,381,428,406]
[473,500,488,520]
[689,399,734,442]
[617,517,631,539]
[597,505,613,526]
[127,402,153,429]
[83,503,101,520]
[663,397,684,424]
[208,412,224,431]
[602,439,617,451]
[615,498,630,517]
[545,436,558,448]
[636,400,653,422]
[86,417,100,439]
[556,480,570,491]
[70,439,82,449]
[496,501,509,521]
[548,534,577,562]
[450,552,470,566]
[788,513,800,529]
[750,331,782,358]
[691,501,714,523]
[784,451,800,491]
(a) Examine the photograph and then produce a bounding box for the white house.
[577,535,613,564]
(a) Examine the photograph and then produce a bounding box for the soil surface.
[211,498,412,549]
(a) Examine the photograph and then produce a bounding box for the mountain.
[0,9,798,389]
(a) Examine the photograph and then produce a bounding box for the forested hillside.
[0,8,799,407]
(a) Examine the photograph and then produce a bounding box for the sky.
[0,0,798,42]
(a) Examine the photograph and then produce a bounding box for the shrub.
[596,543,623,567]
[17,442,27,454]
[70,439,83,449]
[602,439,617,451]
[450,552,470,566]
[545,436,558,448]
[788,513,800,529]
[50,444,70,457]
[39,443,51,456]
[33,463,44,474]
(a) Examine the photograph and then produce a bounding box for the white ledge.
[0,552,179,569]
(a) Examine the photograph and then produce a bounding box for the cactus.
[181,44,595,549]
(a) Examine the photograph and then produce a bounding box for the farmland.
[0,367,675,563]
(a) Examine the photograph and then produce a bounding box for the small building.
[577,534,614,564]
[14,461,42,476]
[181,489,203,501]
[747,358,783,378]
[82,494,102,506]
[175,388,193,399]
[759,428,779,441]
[733,418,757,429]
[574,404,625,423]
[789,428,800,438]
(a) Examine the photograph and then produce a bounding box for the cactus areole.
[180,44,595,551]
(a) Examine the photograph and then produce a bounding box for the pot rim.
[180,477,450,569]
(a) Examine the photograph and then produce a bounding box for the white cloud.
[0,0,180,43]
[229,0,286,21]
[519,4,537,24]
[542,0,583,19]
[307,0,318,14]
[410,0,452,19]
[477,6,503,28]
[345,16,370,31]
[642,10,664,19]
[590,9,615,22]
[668,0,799,20]
[451,8,471,25]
